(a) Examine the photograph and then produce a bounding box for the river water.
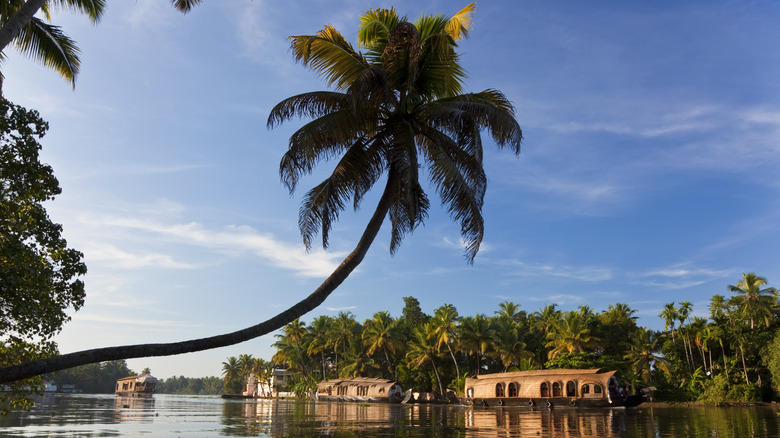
[1,394,779,437]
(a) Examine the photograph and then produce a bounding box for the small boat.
[461,369,645,408]
[115,373,157,397]
[315,377,404,403]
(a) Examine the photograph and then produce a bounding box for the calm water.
[1,394,779,437]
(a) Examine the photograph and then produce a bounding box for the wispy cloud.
[71,313,201,328]
[630,264,731,289]
[498,259,614,282]
[78,214,343,278]
[84,244,197,270]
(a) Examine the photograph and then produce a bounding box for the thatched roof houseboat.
[115,374,157,397]
[315,377,403,403]
[462,369,644,408]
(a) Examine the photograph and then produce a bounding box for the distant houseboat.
[315,377,404,403]
[462,369,645,408]
[115,374,157,397]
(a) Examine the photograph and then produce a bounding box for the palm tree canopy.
[267,3,522,263]
[728,272,779,329]
[0,0,105,88]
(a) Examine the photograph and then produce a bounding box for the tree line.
[235,274,780,404]
[47,360,224,395]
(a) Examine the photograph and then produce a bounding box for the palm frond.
[289,26,368,91]
[346,65,397,114]
[425,90,522,154]
[267,91,350,128]
[358,7,402,58]
[14,17,79,87]
[417,124,486,263]
[298,139,380,250]
[444,3,476,41]
[169,0,203,14]
[49,0,105,23]
[280,109,368,191]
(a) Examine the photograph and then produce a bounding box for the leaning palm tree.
[0,3,522,385]
[545,311,604,360]
[429,304,461,379]
[458,314,496,375]
[728,272,779,330]
[306,315,334,380]
[221,356,241,393]
[362,311,405,380]
[406,323,445,397]
[495,301,524,325]
[623,328,669,385]
[658,302,678,343]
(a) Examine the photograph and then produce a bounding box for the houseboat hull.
[461,369,645,409]
[315,377,404,404]
[461,394,645,409]
[115,391,154,398]
[315,394,403,403]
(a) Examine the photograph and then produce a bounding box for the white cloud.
[78,213,344,278]
[499,259,614,282]
[84,244,197,270]
[71,313,201,329]
[631,264,731,289]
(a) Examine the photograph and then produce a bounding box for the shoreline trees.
[264,274,779,404]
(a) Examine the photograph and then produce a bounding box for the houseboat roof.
[467,369,616,383]
[317,377,399,386]
[116,373,158,383]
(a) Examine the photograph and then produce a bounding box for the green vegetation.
[0,97,86,412]
[251,276,779,404]
[46,360,223,395]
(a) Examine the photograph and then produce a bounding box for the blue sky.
[4,1,780,379]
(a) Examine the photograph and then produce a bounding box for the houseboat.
[315,377,404,403]
[115,373,157,397]
[462,369,645,408]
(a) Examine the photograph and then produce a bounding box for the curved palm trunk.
[293,341,311,384]
[383,347,394,381]
[0,0,45,53]
[0,175,397,384]
[431,357,445,398]
[446,343,460,380]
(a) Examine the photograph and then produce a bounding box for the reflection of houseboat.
[115,374,157,397]
[315,377,404,403]
[462,369,645,408]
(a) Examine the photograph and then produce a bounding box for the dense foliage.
[47,360,134,394]
[259,276,780,404]
[156,375,223,395]
[0,97,86,412]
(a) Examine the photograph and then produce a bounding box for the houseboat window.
[594,384,603,394]
[581,384,590,395]
[379,388,385,393]
[495,383,505,397]
[552,382,562,397]
[540,382,549,397]
[467,387,473,398]
[508,382,518,397]
[566,381,576,397]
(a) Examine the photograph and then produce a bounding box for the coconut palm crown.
[267,3,522,263]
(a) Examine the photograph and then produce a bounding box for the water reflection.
[1,394,778,437]
[113,396,156,423]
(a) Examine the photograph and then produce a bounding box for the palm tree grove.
[233,273,780,404]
